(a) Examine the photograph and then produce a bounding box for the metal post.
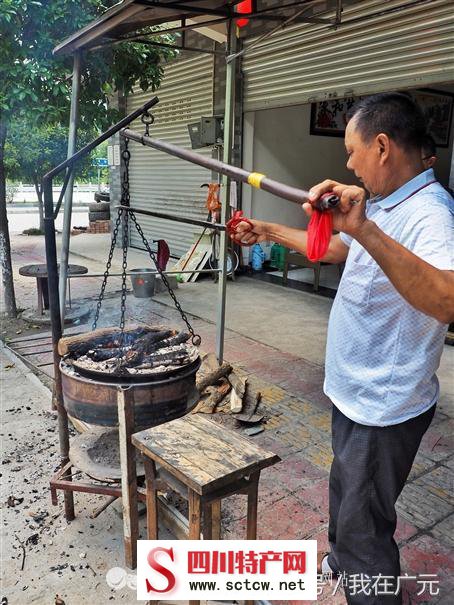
[59,51,82,327]
[216,22,237,364]
[43,177,75,521]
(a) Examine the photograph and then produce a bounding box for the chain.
[118,140,131,342]
[129,211,201,347]
[92,111,201,347]
[92,207,123,330]
[121,139,131,207]
[92,139,131,333]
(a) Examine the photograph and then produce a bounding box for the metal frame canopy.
[53,0,338,56]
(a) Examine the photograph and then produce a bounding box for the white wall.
[244,104,358,230]
[243,99,454,230]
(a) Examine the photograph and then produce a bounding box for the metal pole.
[59,51,82,327]
[121,128,339,209]
[44,98,159,182]
[67,268,222,278]
[43,177,75,521]
[216,22,237,364]
[116,204,226,231]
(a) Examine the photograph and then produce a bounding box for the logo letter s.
[146,547,176,593]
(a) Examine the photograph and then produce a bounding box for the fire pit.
[59,325,200,428]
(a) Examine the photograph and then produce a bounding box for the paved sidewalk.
[2,232,453,604]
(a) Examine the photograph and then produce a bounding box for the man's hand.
[305,179,368,237]
[229,218,270,246]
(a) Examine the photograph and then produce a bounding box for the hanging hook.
[141,110,154,137]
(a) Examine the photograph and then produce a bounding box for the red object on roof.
[236,0,252,28]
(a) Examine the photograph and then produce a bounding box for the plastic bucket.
[130,268,155,298]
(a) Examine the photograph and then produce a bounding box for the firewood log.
[58,325,150,356]
[196,363,232,393]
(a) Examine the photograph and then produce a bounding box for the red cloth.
[156,239,170,271]
[306,210,333,262]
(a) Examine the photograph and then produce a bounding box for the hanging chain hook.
[141,110,154,138]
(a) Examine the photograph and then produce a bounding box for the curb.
[1,343,53,400]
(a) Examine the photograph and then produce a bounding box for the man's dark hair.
[421,133,437,159]
[347,92,427,151]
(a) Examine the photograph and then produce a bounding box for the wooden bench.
[132,414,281,604]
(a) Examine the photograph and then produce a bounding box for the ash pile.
[64,325,198,377]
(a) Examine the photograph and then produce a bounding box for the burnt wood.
[58,324,150,356]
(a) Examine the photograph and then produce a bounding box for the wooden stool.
[132,414,280,604]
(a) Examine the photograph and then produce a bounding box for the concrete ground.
[1,231,453,604]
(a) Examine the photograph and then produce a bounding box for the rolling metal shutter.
[243,0,454,111]
[126,55,214,257]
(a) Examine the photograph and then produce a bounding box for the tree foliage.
[0,0,177,316]
[0,0,176,128]
[5,121,98,183]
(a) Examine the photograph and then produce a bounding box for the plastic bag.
[306,209,333,262]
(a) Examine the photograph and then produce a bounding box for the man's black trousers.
[327,403,435,604]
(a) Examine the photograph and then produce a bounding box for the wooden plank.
[168,421,267,472]
[134,416,278,475]
[4,345,55,378]
[246,471,260,540]
[135,422,255,480]
[188,490,201,539]
[12,340,54,351]
[135,414,277,464]
[189,415,276,456]
[157,495,189,541]
[211,500,221,540]
[8,325,82,345]
[28,353,54,367]
[133,433,216,494]
[41,364,55,378]
[144,457,158,540]
[118,388,139,570]
[132,417,280,495]
[36,360,55,368]
[8,332,53,344]
[20,348,53,356]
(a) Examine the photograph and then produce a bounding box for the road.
[6,207,89,233]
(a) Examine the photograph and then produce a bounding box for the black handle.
[316,192,340,211]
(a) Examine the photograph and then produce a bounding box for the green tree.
[0,0,176,317]
[5,122,97,232]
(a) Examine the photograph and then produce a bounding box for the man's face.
[344,118,381,196]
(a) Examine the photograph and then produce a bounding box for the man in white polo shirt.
[230,92,454,604]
